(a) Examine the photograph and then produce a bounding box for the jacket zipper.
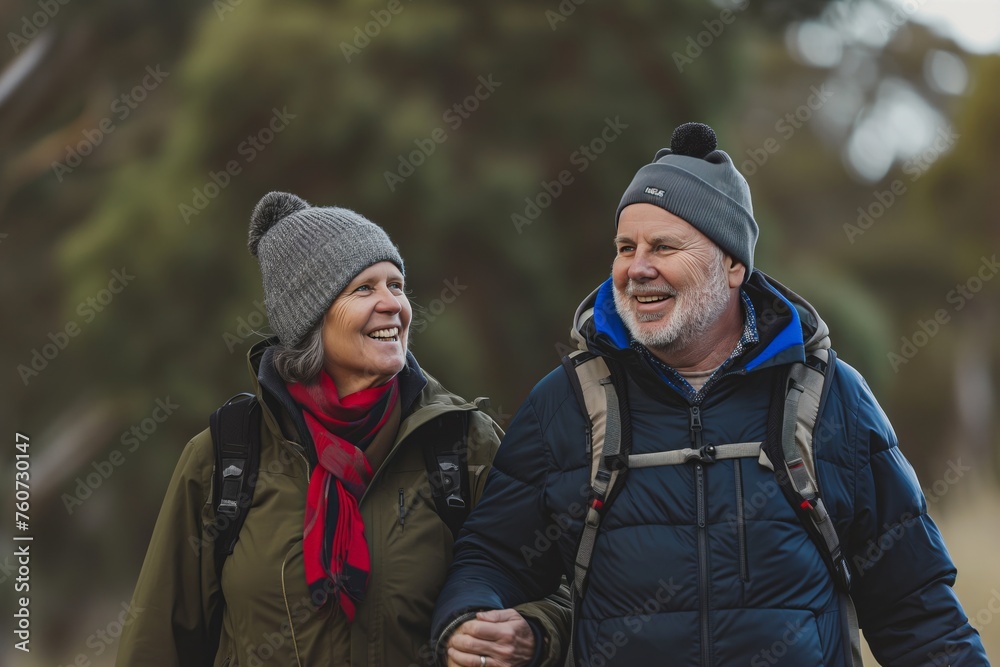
[279,550,305,667]
[696,462,711,667]
[690,406,712,667]
[734,462,748,582]
[359,405,476,662]
[269,400,477,661]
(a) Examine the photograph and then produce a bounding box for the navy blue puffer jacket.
[432,272,988,666]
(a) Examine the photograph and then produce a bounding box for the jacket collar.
[245,338,429,451]
[571,270,830,399]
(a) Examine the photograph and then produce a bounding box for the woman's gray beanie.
[248,191,404,347]
[615,122,758,279]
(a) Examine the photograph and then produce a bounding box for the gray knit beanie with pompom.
[248,191,404,347]
[615,122,758,280]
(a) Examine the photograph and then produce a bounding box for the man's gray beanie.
[615,122,758,279]
[248,191,404,347]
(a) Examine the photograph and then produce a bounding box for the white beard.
[613,254,732,352]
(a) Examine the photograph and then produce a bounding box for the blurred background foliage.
[0,0,997,664]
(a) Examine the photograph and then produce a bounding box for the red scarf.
[286,371,400,621]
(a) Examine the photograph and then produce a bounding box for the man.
[432,122,990,666]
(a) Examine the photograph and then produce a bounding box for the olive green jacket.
[117,343,569,666]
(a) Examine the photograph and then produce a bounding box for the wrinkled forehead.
[614,204,714,247]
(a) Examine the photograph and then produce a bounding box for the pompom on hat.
[615,122,758,279]
[249,192,404,347]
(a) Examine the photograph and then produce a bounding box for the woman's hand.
[446,609,536,667]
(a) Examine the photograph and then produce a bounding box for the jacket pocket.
[714,608,826,666]
[584,612,701,666]
[376,470,450,660]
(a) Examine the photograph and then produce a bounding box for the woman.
[116,192,568,667]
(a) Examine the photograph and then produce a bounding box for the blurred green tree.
[3,0,997,663]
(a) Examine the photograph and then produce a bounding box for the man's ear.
[723,254,746,288]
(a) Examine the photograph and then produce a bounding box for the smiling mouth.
[634,295,671,303]
[367,327,400,342]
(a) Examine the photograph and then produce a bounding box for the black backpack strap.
[209,393,262,579]
[206,392,261,659]
[422,410,471,541]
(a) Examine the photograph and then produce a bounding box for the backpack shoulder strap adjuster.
[209,392,262,547]
[423,410,473,539]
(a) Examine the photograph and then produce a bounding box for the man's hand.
[446,609,537,667]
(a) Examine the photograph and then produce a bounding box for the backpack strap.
[764,350,863,667]
[207,392,262,658]
[209,392,262,577]
[422,410,472,542]
[628,441,762,468]
[561,351,631,667]
[561,352,630,596]
[564,347,861,666]
[768,351,853,591]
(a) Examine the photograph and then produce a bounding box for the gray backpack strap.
[628,441,762,468]
[563,345,862,666]
[561,351,629,667]
[782,351,825,497]
[574,376,621,594]
[773,351,862,667]
[845,596,863,667]
[562,351,622,597]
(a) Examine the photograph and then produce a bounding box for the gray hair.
[272,320,325,384]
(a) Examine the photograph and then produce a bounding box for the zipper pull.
[398,488,405,530]
[689,406,703,448]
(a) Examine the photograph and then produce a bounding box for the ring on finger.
[480,656,487,667]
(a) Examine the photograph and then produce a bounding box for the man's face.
[612,203,743,352]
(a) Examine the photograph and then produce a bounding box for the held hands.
[446,609,536,667]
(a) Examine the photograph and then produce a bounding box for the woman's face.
[321,261,411,397]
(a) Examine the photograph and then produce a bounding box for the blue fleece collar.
[743,281,802,371]
[590,274,803,376]
[593,278,631,350]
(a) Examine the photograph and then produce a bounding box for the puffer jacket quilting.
[432,272,988,666]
